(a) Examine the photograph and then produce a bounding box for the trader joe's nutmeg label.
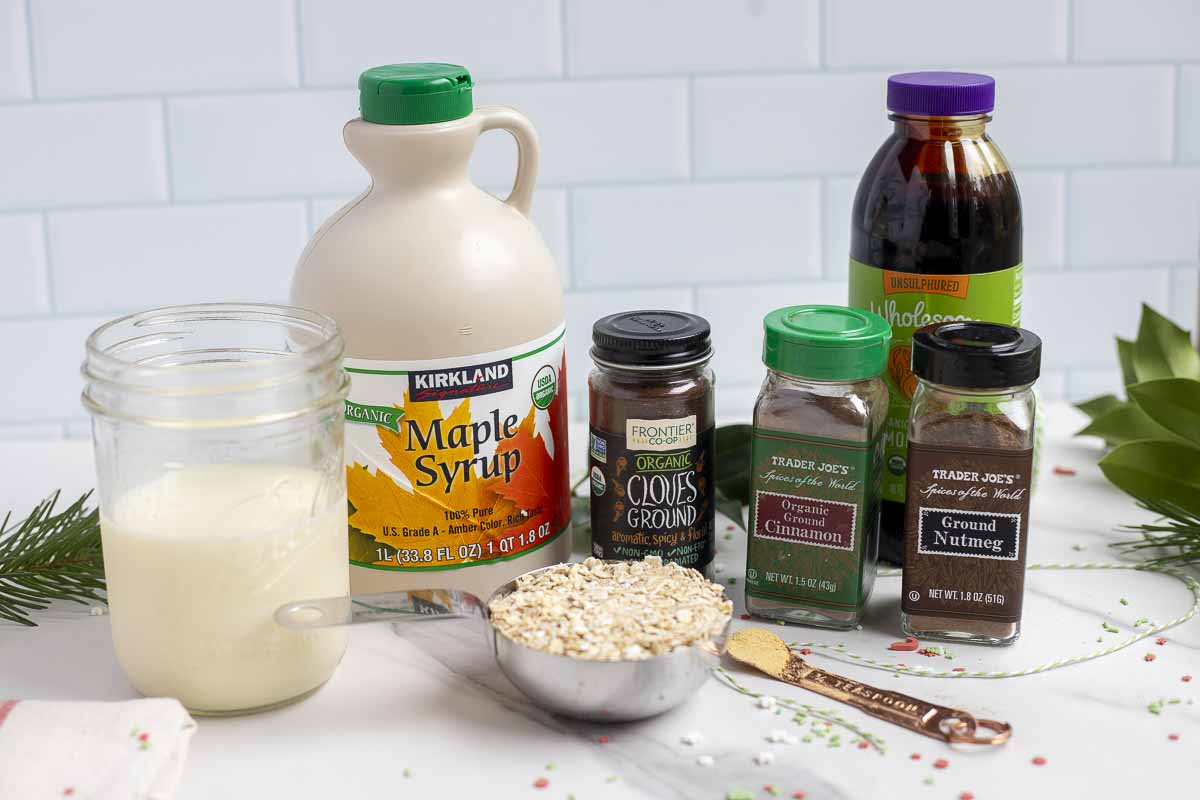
[746,428,881,610]
[589,416,715,570]
[343,326,570,571]
[901,441,1033,622]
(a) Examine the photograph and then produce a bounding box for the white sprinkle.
[714,561,726,574]
[89,606,107,616]
[753,751,775,766]
[696,755,715,767]
[681,731,704,746]
[785,734,799,745]
[758,695,777,710]
[766,729,789,743]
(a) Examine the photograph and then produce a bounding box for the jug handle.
[476,106,539,217]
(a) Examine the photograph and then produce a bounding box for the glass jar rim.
[83,303,348,427]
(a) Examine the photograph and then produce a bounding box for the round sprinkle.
[857,740,870,750]
[753,751,775,766]
[728,577,737,585]
[597,735,610,744]
[933,759,949,770]
[545,763,556,771]
[696,755,715,767]
[1157,637,1168,645]
[910,753,922,761]
[959,793,975,800]
[681,731,704,746]
[764,785,779,797]
[799,648,812,655]
[792,793,806,800]
[533,777,549,789]
[1032,756,1047,766]
[758,695,777,710]
[1183,675,1193,682]
[1145,653,1157,662]
[1169,733,1181,741]
[923,777,935,785]
[740,613,751,620]
[766,729,790,743]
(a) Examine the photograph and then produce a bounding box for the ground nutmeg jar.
[588,311,715,575]
[901,320,1041,646]
[745,305,890,629]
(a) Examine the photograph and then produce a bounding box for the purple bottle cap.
[887,71,995,116]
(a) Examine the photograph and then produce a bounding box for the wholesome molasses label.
[848,260,1022,504]
[589,417,714,570]
[901,441,1033,622]
[745,428,881,610]
[342,325,569,571]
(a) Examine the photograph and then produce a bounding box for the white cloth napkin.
[0,698,196,800]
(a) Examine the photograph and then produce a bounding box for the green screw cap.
[762,305,892,381]
[358,63,473,125]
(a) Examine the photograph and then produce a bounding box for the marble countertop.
[1,403,1195,799]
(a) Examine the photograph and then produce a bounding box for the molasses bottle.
[848,72,1021,564]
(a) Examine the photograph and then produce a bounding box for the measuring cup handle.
[475,105,539,217]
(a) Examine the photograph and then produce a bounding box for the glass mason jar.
[82,304,351,715]
[587,311,716,577]
[900,321,1041,646]
[745,306,890,630]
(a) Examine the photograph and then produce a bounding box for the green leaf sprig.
[0,491,105,626]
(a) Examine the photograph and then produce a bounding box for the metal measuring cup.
[275,562,730,722]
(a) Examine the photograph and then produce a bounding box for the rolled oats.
[488,556,733,661]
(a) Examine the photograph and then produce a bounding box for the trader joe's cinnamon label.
[343,326,569,571]
[746,428,881,610]
[901,442,1032,622]
[589,416,715,570]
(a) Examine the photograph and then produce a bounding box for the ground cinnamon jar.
[744,306,890,629]
[588,311,715,575]
[901,321,1041,646]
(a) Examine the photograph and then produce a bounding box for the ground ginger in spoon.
[488,557,732,660]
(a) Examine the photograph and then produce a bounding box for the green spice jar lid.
[762,305,892,381]
[359,63,473,125]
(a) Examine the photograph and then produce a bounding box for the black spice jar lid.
[912,321,1042,389]
[591,311,712,368]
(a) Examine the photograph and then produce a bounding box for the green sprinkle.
[1135,617,1150,627]
[1120,598,1129,606]
[545,763,556,771]
[924,777,935,786]
[1170,698,1182,704]
[802,736,813,743]
[402,768,412,778]
[1072,543,1086,551]
[765,787,781,797]
[1148,700,1164,715]
[727,577,737,585]
[1102,621,1119,633]
[1097,637,1103,643]
[727,791,755,800]
[724,532,734,541]
[606,776,618,784]
[777,620,786,626]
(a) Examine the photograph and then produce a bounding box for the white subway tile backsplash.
[168,91,365,200]
[1171,267,1198,337]
[1019,170,1066,270]
[572,181,820,288]
[49,203,307,313]
[30,0,298,97]
[563,287,693,402]
[1066,368,1123,403]
[697,281,848,386]
[1068,169,1200,268]
[828,0,1067,68]
[300,0,561,85]
[566,0,818,76]
[1181,67,1200,164]
[1074,0,1200,62]
[1037,371,1067,402]
[471,80,689,186]
[1022,269,1170,369]
[0,100,166,210]
[0,315,110,421]
[694,73,886,178]
[0,0,31,99]
[0,215,49,315]
[988,66,1173,168]
[0,422,66,440]
[823,177,857,279]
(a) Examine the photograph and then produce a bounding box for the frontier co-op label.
[342,325,570,571]
[589,415,714,570]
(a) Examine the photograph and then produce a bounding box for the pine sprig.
[0,490,105,626]
[1113,497,1200,567]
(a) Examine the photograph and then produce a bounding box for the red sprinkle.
[799,648,812,655]
[959,793,975,800]
[933,759,949,770]
[1156,637,1168,645]
[889,637,920,652]
[137,732,150,742]
[952,667,966,672]
[533,777,550,789]
[1032,756,1047,766]
[1183,675,1193,682]
[857,740,870,750]
[740,613,751,620]
[62,790,75,797]
[597,735,610,744]
[1169,733,1181,741]
[910,753,922,761]
[1145,653,1157,662]
[764,785,775,793]
[1053,466,1077,476]
[917,648,940,658]
[792,793,806,800]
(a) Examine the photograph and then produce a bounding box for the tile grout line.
[1064,0,1075,62]
[818,0,829,70]
[160,97,175,201]
[563,187,575,291]
[40,210,55,313]
[293,0,307,86]
[1173,64,1183,165]
[559,0,570,77]
[685,77,697,179]
[1061,167,1073,269]
[22,0,37,97]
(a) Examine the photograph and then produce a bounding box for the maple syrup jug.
[292,64,570,597]
[847,72,1022,564]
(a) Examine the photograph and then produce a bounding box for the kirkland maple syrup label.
[343,325,569,571]
[588,418,714,570]
[848,260,1022,504]
[901,442,1032,622]
[746,428,881,610]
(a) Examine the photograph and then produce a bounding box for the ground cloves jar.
[588,311,715,576]
[900,321,1042,646]
[745,305,890,629]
